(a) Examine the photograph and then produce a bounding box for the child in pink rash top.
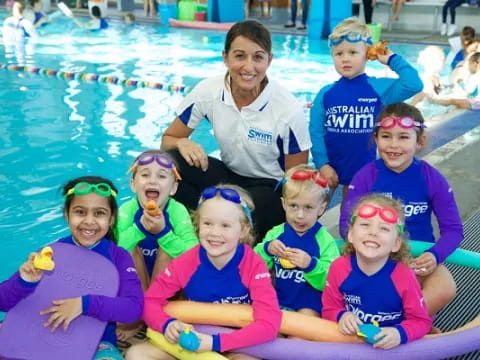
[125,184,282,360]
[322,194,431,350]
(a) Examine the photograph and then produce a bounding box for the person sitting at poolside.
[69,5,108,30]
[429,52,480,110]
[160,20,311,243]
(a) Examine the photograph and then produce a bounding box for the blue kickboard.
[308,0,327,39]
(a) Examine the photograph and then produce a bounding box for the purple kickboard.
[0,242,119,360]
[195,324,480,360]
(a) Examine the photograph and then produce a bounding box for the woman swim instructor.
[161,20,311,242]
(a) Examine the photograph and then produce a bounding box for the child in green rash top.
[115,150,198,340]
[254,164,340,317]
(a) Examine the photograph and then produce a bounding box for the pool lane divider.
[0,63,189,93]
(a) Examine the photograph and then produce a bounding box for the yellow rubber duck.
[33,246,55,271]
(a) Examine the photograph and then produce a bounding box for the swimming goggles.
[328,31,373,48]
[200,187,253,224]
[351,203,404,233]
[290,169,328,188]
[127,152,182,180]
[376,116,427,130]
[66,182,117,198]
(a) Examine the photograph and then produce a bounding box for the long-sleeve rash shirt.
[309,54,423,184]
[322,255,432,344]
[143,244,282,353]
[254,222,339,312]
[116,197,198,276]
[339,159,463,264]
[0,275,38,312]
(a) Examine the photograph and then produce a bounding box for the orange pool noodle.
[163,301,363,343]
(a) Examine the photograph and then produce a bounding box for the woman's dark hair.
[374,102,426,139]
[62,175,118,242]
[461,26,476,49]
[224,20,272,55]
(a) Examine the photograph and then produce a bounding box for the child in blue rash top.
[254,164,340,317]
[339,102,462,318]
[125,185,281,360]
[116,150,198,340]
[323,194,432,349]
[309,17,423,199]
[1,176,143,358]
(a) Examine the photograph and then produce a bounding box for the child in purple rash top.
[0,175,144,358]
[339,102,463,320]
[0,254,43,311]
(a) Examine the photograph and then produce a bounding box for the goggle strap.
[172,168,182,181]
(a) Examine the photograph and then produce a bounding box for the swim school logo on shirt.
[403,201,428,217]
[325,105,375,134]
[247,127,273,145]
[213,293,251,305]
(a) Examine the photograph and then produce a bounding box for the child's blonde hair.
[329,17,371,42]
[344,194,411,264]
[193,184,255,246]
[282,164,329,204]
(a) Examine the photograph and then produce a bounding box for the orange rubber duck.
[33,246,55,271]
[145,200,162,217]
[367,41,389,61]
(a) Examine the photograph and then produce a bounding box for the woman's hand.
[19,253,43,283]
[338,312,362,335]
[413,252,437,276]
[267,240,288,257]
[373,327,401,349]
[40,297,82,332]
[177,138,208,172]
[285,248,312,269]
[141,211,166,235]
[319,164,339,190]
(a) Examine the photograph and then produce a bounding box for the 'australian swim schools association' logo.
[247,127,273,145]
[325,105,376,134]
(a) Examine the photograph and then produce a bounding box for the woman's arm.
[161,118,208,171]
[285,150,309,170]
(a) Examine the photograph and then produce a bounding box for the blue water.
[0,12,474,300]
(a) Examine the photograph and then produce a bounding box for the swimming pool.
[0,13,475,308]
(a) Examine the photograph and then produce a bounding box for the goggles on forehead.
[127,152,182,181]
[376,116,427,130]
[351,203,404,233]
[200,187,253,224]
[328,31,374,48]
[290,169,328,188]
[66,182,117,198]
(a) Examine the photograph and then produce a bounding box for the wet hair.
[282,164,329,204]
[223,20,272,90]
[374,102,426,140]
[329,16,371,41]
[129,149,179,179]
[62,175,118,242]
[344,194,411,264]
[192,184,255,246]
[91,5,101,18]
[124,12,135,23]
[461,26,476,49]
[469,52,480,65]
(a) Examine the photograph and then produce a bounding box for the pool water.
[0,12,471,310]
